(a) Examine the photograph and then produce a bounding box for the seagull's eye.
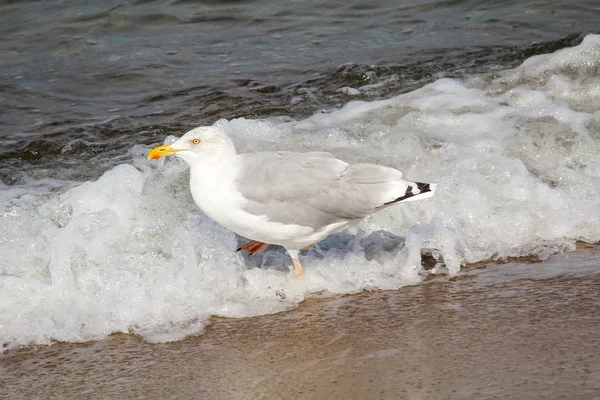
[190,138,201,145]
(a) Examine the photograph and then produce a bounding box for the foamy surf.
[2,34,600,350]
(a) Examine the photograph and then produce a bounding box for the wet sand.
[3,250,600,399]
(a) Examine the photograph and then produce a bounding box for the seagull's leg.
[287,249,303,280]
[236,240,270,256]
[301,244,314,251]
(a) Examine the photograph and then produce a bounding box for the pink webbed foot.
[236,240,270,256]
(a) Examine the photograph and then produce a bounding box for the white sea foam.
[2,35,600,349]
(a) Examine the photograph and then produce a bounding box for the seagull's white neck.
[185,142,237,219]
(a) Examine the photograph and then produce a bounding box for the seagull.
[148,126,436,279]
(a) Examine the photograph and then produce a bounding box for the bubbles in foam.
[2,34,600,349]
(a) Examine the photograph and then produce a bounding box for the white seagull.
[148,126,436,279]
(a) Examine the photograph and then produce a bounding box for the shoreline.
[3,248,600,399]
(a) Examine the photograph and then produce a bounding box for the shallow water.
[1,1,600,349]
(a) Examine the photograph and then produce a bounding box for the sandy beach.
[3,248,600,400]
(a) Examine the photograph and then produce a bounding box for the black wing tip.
[382,181,434,206]
[415,182,431,193]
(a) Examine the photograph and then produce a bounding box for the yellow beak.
[147,144,181,160]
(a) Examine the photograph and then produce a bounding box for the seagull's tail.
[380,181,437,207]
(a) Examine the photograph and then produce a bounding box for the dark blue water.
[1,0,598,183]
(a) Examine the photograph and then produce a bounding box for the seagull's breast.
[188,163,241,225]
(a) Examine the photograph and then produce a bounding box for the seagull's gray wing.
[233,151,410,229]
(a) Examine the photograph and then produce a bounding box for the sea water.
[2,34,600,349]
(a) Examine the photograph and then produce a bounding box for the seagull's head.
[147,126,237,165]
